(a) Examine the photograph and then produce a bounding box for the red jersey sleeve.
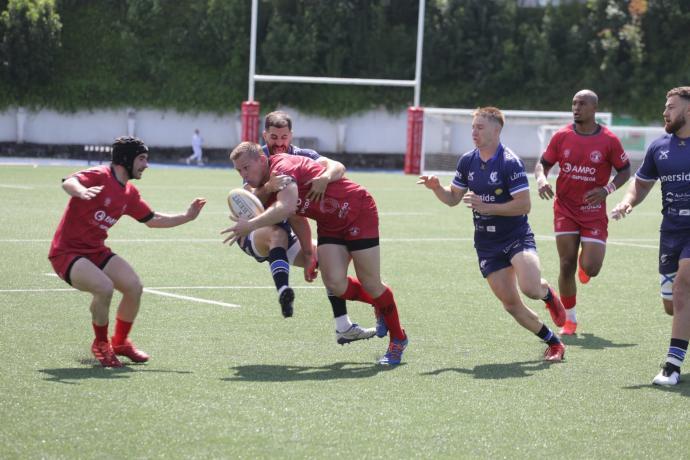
[125,185,154,222]
[606,130,630,170]
[542,129,566,165]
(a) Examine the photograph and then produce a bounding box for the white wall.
[2,106,655,159]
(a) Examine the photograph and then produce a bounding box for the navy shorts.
[658,230,690,274]
[476,232,537,278]
[239,221,299,263]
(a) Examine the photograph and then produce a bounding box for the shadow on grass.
[223,361,396,382]
[39,361,192,384]
[421,360,553,380]
[623,381,690,397]
[560,332,636,350]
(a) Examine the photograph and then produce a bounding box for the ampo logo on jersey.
[561,162,596,175]
[94,210,118,226]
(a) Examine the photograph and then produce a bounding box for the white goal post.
[420,108,612,175]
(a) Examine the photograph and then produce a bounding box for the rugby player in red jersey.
[222,142,408,365]
[49,136,206,367]
[535,90,630,335]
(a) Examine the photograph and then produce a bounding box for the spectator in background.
[187,128,204,165]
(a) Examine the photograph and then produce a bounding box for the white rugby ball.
[227,188,264,219]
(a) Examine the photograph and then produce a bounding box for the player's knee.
[559,258,577,276]
[92,278,115,300]
[518,282,543,301]
[581,261,601,277]
[322,276,347,297]
[123,278,144,299]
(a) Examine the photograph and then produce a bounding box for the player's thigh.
[350,245,382,288]
[317,244,351,287]
[580,240,606,269]
[250,226,280,257]
[555,233,580,262]
[673,257,690,297]
[70,257,114,296]
[486,266,521,306]
[510,250,543,297]
[102,255,142,295]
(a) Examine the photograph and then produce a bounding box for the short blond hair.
[473,106,505,128]
[667,87,690,101]
[229,141,262,162]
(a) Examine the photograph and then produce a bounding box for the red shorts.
[317,193,379,242]
[49,249,116,285]
[553,201,608,243]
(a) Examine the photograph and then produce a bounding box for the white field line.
[0,285,322,293]
[0,184,34,189]
[143,288,239,308]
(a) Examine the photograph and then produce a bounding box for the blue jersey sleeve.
[291,146,321,161]
[452,153,470,189]
[636,137,664,181]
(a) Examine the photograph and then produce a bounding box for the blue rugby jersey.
[636,133,690,232]
[452,143,532,252]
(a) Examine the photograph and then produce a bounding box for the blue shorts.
[476,232,537,278]
[658,231,690,274]
[239,221,300,264]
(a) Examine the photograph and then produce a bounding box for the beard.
[665,115,686,134]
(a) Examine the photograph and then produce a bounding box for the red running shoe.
[91,340,123,368]
[544,287,566,327]
[544,342,566,362]
[112,338,150,363]
[559,320,578,335]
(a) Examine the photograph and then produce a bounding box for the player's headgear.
[111,136,148,178]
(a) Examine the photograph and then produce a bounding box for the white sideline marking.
[0,184,34,190]
[143,288,240,308]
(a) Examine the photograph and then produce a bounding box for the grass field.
[1,162,688,458]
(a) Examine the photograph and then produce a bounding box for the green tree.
[0,0,61,105]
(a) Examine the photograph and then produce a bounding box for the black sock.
[536,324,560,345]
[666,338,689,373]
[327,291,348,318]
[268,247,290,292]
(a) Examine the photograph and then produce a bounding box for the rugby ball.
[227,188,264,219]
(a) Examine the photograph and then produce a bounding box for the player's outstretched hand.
[537,179,554,200]
[79,185,104,200]
[610,202,632,220]
[417,175,440,190]
[221,217,252,246]
[186,198,207,220]
[306,174,329,201]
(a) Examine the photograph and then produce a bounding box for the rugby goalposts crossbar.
[241,0,426,149]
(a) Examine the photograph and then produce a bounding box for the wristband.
[604,182,617,195]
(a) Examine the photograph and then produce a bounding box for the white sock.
[566,307,577,323]
[335,315,353,333]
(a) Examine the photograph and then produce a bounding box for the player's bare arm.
[534,158,555,200]
[222,182,299,243]
[306,157,346,201]
[288,215,318,282]
[145,198,207,228]
[463,189,530,216]
[611,177,655,220]
[584,164,632,205]
[417,175,465,206]
[62,176,104,200]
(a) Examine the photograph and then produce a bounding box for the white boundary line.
[143,288,239,308]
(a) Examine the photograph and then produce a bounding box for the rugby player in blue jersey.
[235,111,376,345]
[418,107,567,361]
[611,87,690,386]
